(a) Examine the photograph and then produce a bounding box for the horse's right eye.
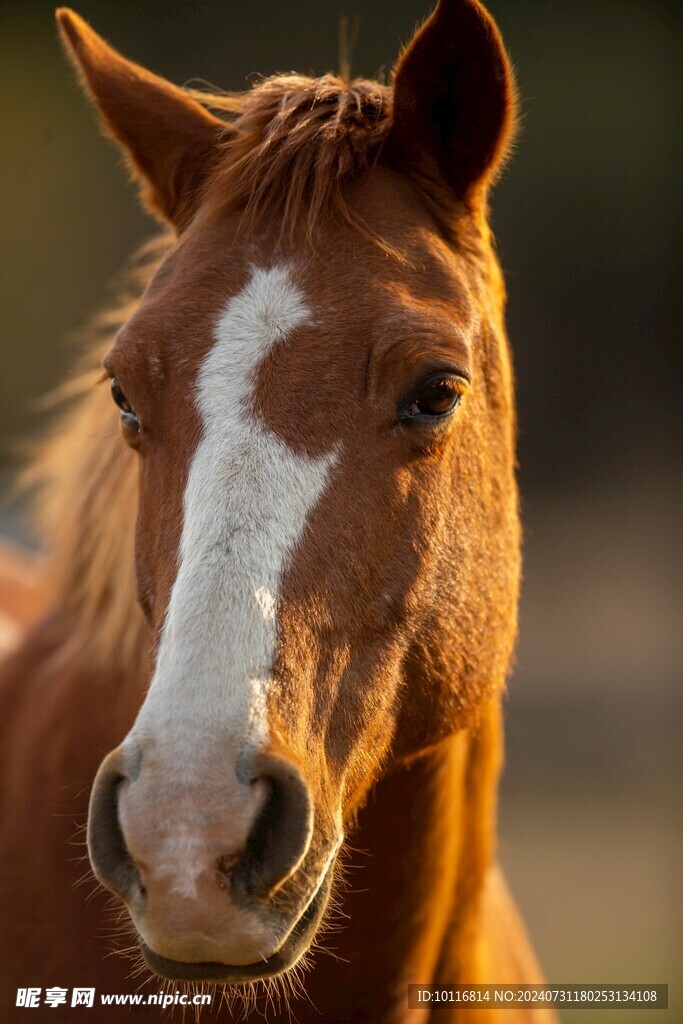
[111,378,134,416]
[110,378,140,440]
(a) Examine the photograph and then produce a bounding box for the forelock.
[190,73,393,240]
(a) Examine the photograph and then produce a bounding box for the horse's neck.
[304,703,503,1023]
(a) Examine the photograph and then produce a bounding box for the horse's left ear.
[56,8,227,229]
[388,0,516,207]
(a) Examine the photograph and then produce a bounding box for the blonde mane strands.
[27,238,170,673]
[32,74,396,669]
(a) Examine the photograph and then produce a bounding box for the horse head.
[57,0,519,984]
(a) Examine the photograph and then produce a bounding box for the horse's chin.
[137,869,332,985]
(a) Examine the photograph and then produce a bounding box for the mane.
[27,237,170,673]
[192,73,393,240]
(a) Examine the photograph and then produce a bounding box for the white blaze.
[124,265,334,850]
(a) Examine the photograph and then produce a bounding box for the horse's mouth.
[138,867,332,984]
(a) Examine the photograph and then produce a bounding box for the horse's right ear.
[56,8,227,229]
[388,0,516,210]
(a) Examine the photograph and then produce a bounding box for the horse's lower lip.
[138,869,332,984]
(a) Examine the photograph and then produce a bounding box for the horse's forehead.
[129,230,473,368]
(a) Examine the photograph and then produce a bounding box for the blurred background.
[1,1,681,1019]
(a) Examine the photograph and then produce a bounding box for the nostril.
[231,754,313,900]
[215,852,239,890]
[87,749,143,903]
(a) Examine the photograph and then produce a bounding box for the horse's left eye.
[399,375,465,424]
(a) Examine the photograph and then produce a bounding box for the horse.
[0,2,558,1020]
